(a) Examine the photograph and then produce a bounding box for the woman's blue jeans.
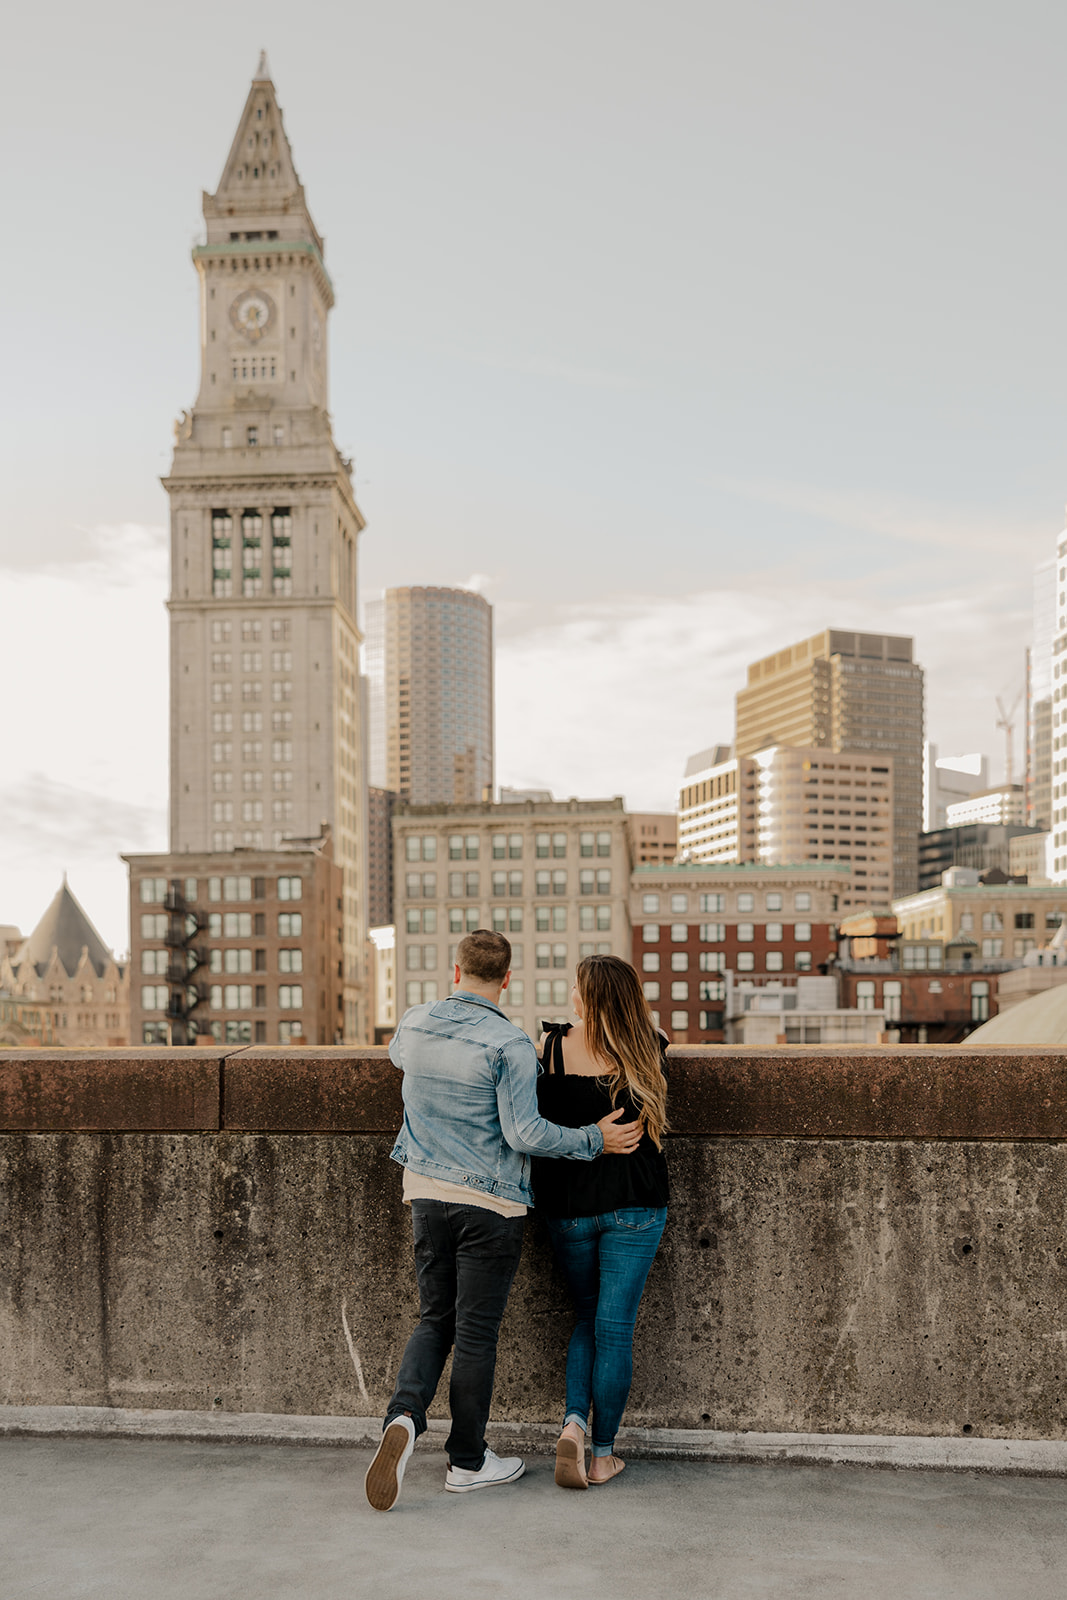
[544,1206,667,1456]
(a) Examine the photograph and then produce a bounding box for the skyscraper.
[373,587,494,806]
[160,56,369,1037]
[735,630,924,898]
[1049,526,1067,883]
[1028,557,1055,831]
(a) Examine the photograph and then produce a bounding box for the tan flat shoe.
[588,1455,625,1486]
[554,1431,588,1490]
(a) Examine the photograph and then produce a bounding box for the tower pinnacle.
[254,49,271,81]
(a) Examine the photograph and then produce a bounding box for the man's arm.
[493,1036,639,1161]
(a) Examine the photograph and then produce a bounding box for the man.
[364,928,641,1511]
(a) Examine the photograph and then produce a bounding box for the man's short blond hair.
[457,929,511,984]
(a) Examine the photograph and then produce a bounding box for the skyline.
[5,1,1067,948]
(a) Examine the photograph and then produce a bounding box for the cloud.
[711,475,1052,560]
[495,582,1033,811]
[0,524,168,949]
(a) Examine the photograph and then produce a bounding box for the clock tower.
[163,54,369,1041]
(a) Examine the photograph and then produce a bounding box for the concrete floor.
[3,1436,1067,1600]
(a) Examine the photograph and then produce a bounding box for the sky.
[3,0,1066,953]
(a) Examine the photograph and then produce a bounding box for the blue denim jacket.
[389,991,605,1205]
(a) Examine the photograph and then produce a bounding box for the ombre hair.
[575,954,669,1148]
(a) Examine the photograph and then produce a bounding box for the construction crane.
[995,689,1024,788]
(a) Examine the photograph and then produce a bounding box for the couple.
[364,929,669,1511]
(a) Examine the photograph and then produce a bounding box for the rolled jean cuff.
[591,1443,614,1458]
[563,1411,588,1431]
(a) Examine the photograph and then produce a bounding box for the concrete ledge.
[4,1406,1067,1477]
[0,1050,223,1130]
[6,1045,1067,1136]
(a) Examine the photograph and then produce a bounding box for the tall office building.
[1049,526,1067,883]
[159,56,370,1038]
[736,630,924,897]
[1028,558,1055,830]
[376,587,494,806]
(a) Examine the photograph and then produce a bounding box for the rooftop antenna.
[995,689,1023,787]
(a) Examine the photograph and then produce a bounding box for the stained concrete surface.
[2,1436,1066,1600]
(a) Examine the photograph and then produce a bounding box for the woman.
[533,954,669,1490]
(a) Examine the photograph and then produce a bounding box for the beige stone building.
[892,880,1067,963]
[160,56,370,1039]
[627,812,678,864]
[124,836,343,1046]
[393,798,633,1038]
[736,630,923,897]
[0,880,129,1047]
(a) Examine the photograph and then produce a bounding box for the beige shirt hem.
[402,1169,527,1218]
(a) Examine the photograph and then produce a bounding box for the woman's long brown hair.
[575,954,669,1148]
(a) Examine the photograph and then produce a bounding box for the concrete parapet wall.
[2,1047,1066,1440]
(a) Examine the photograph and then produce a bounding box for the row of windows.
[211,651,293,673]
[643,980,727,1002]
[405,831,614,862]
[642,921,814,944]
[407,906,600,935]
[211,741,293,765]
[405,871,612,899]
[141,947,303,975]
[140,875,302,905]
[143,1020,305,1045]
[211,620,291,644]
[141,984,304,1011]
[140,910,303,940]
[209,680,293,703]
[211,799,295,822]
[211,711,294,735]
[641,890,813,915]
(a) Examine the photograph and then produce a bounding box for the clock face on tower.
[229,289,276,342]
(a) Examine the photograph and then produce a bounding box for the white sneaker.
[445,1447,526,1493]
[365,1415,417,1511]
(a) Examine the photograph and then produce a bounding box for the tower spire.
[254,49,271,81]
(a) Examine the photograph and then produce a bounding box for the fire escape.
[163,884,208,1045]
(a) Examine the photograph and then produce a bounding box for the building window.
[766,893,783,912]
[535,833,551,859]
[699,951,725,973]
[669,923,686,943]
[794,892,811,912]
[736,922,754,942]
[981,938,1003,958]
[278,876,303,901]
[699,923,725,943]
[279,1020,304,1043]
[765,951,783,972]
[766,922,783,942]
[278,912,302,936]
[552,833,567,858]
[552,943,567,969]
[139,877,168,904]
[736,952,755,972]
[670,1010,688,1031]
[670,951,688,971]
[856,980,876,1012]
[279,949,303,973]
[642,894,660,914]
[643,981,660,1001]
[970,980,990,1022]
[981,911,1004,932]
[642,952,660,972]
[643,924,660,943]
[737,893,755,913]
[883,981,902,1022]
[1014,912,1035,929]
[698,979,725,1002]
[794,922,812,942]
[279,984,303,1009]
[670,893,687,913]
[140,985,168,1011]
[579,833,594,857]
[670,981,688,1001]
[597,832,611,857]
[795,951,813,971]
[699,893,725,913]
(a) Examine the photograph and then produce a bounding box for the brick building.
[629,863,850,1043]
[124,835,343,1046]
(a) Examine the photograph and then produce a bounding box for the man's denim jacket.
[389,991,604,1206]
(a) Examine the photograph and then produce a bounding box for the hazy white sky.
[3,0,1065,951]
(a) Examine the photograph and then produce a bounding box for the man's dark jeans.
[385,1199,525,1471]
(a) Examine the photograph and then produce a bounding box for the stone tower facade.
[162,56,369,1039]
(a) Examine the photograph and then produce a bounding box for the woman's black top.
[531,1022,670,1219]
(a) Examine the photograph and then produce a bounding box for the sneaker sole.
[444,1461,527,1493]
[365,1422,412,1512]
